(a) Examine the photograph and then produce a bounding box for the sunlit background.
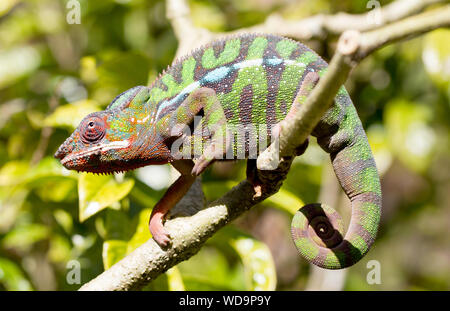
[0,0,449,291]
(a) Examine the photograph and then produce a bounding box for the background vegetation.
[0,0,449,291]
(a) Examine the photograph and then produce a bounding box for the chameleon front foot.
[192,156,214,176]
[148,160,196,248]
[149,214,172,247]
[192,131,230,176]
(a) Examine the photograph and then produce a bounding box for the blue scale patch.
[265,58,283,66]
[201,66,232,84]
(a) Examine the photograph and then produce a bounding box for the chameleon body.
[55,34,381,269]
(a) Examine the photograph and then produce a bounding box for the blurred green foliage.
[0,0,449,291]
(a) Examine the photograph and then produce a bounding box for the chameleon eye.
[81,116,106,144]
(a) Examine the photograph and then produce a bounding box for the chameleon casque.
[55,34,381,269]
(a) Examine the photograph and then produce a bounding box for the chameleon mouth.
[60,140,130,166]
[74,161,149,174]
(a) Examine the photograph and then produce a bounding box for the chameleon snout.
[54,145,66,160]
[54,137,74,161]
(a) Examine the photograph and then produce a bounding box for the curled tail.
[291,91,382,269]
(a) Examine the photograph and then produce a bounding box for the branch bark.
[228,0,446,40]
[79,1,450,291]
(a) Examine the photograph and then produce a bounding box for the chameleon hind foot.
[246,159,264,199]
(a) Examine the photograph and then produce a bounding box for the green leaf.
[78,173,135,222]
[126,208,152,253]
[80,56,99,84]
[0,157,77,190]
[35,178,77,202]
[72,234,96,257]
[230,236,277,291]
[266,188,305,215]
[44,99,101,129]
[102,208,152,270]
[367,124,393,176]
[26,157,77,182]
[0,187,28,233]
[104,209,135,241]
[0,46,41,87]
[53,209,73,234]
[101,208,152,270]
[422,29,450,90]
[102,240,128,270]
[0,257,33,291]
[177,246,244,290]
[384,100,435,173]
[48,234,72,263]
[166,267,185,291]
[190,2,226,31]
[97,52,150,93]
[0,161,29,186]
[129,182,158,208]
[2,224,50,252]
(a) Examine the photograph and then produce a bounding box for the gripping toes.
[192,156,213,176]
[149,215,171,247]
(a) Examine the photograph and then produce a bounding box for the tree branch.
[166,0,447,55]
[79,2,450,290]
[225,0,446,40]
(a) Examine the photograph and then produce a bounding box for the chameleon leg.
[149,87,229,246]
[165,87,230,176]
[149,159,196,247]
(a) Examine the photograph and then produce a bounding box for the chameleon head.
[54,86,163,173]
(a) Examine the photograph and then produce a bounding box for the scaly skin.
[55,34,381,269]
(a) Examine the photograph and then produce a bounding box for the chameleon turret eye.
[80,116,106,144]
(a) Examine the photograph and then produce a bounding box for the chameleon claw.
[153,230,171,248]
[246,159,263,199]
[253,184,262,199]
[192,156,214,176]
[149,215,172,248]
